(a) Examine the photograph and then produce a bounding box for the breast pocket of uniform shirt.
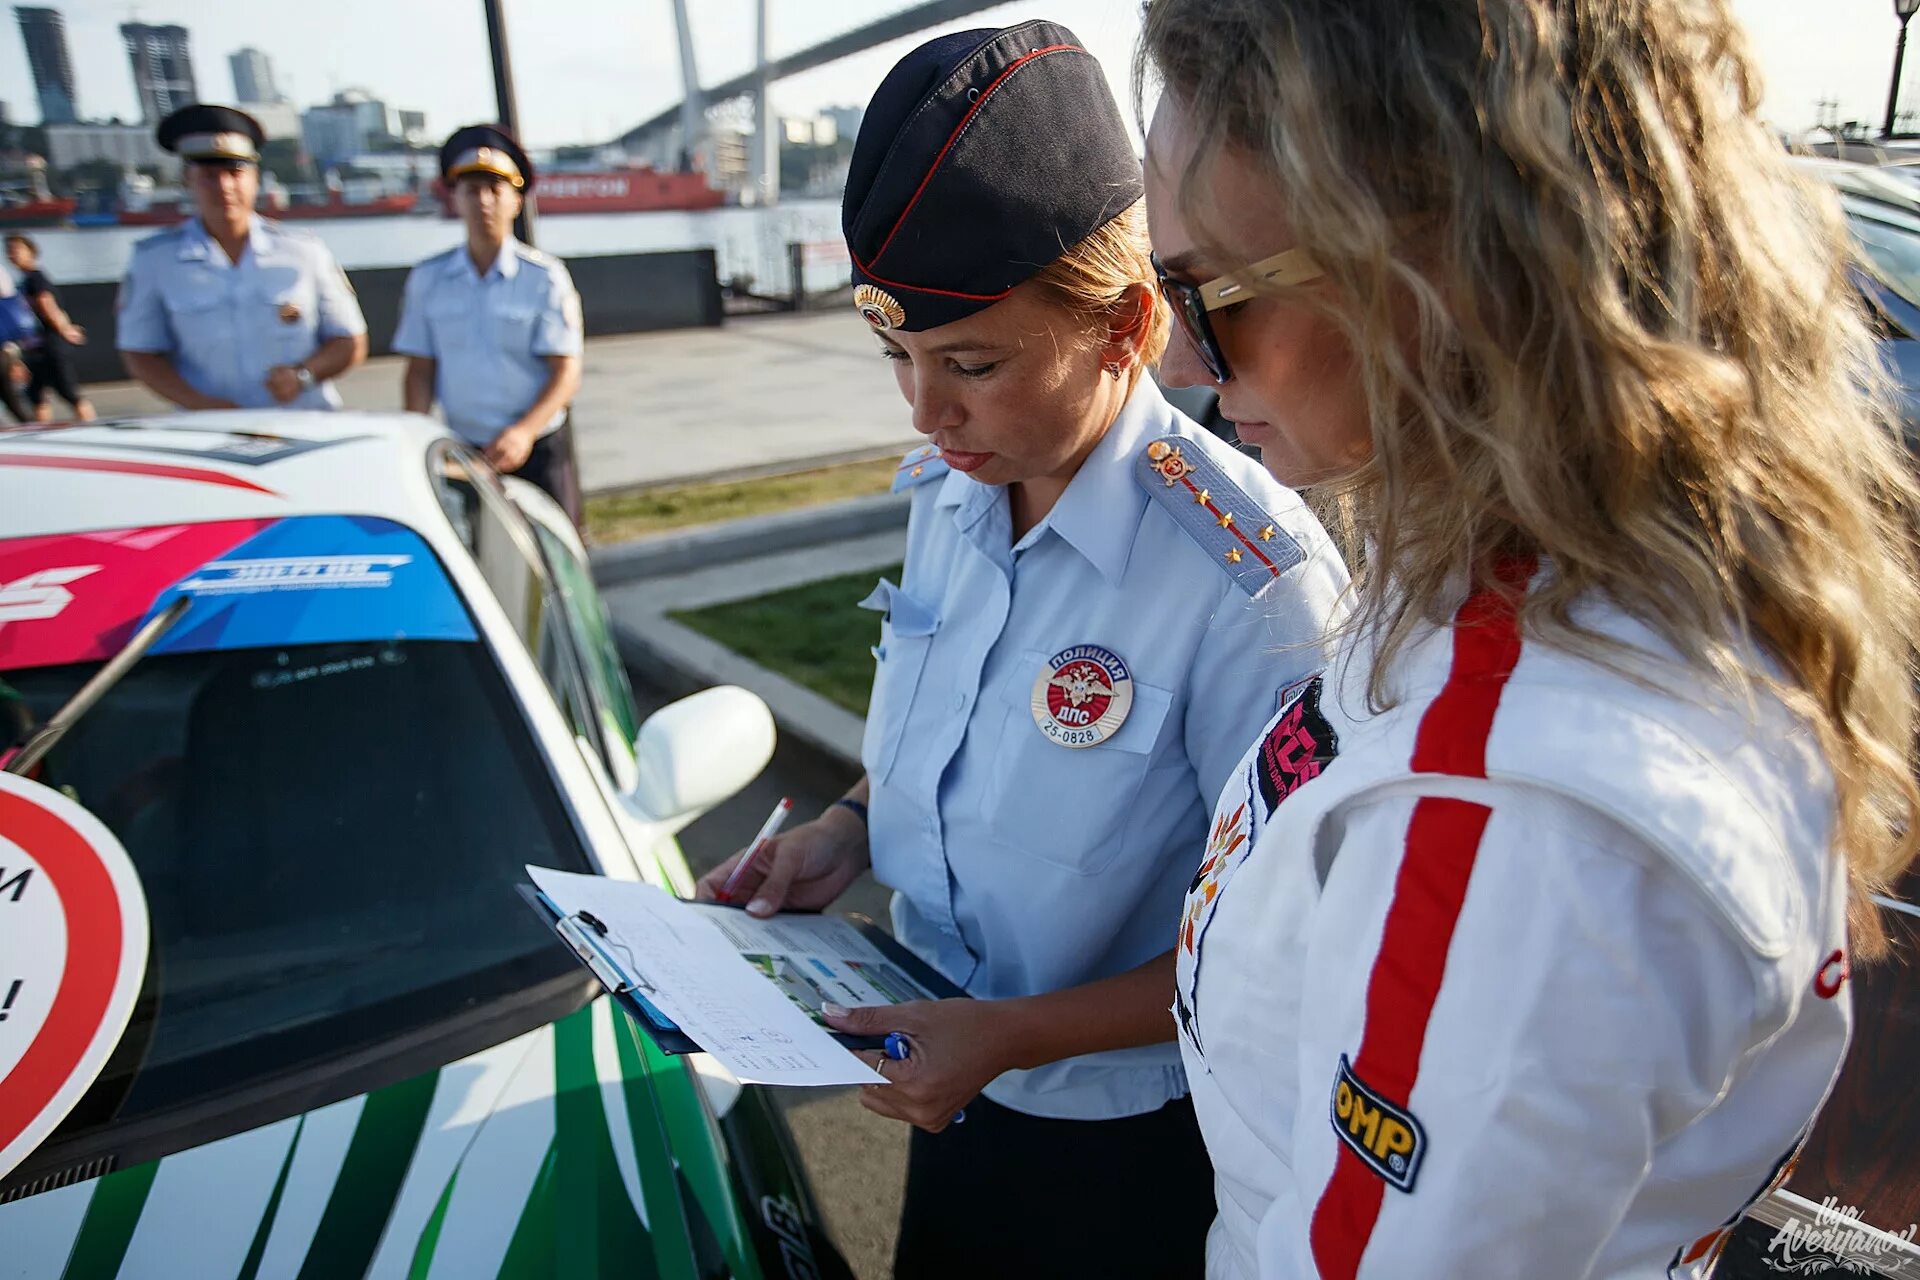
[979,648,1175,874]
[159,279,227,349]
[858,578,940,785]
[253,270,318,361]
[491,304,541,354]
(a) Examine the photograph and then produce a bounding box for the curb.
[589,491,909,587]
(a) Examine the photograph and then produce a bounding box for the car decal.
[4,1005,770,1280]
[234,1114,303,1280]
[551,999,649,1275]
[0,451,281,495]
[59,1158,158,1278]
[247,1092,368,1280]
[297,1069,439,1280]
[16,433,365,469]
[0,516,476,674]
[116,1115,302,1276]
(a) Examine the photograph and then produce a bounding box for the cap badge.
[1030,644,1133,749]
[855,284,906,331]
[1145,439,1194,487]
[277,301,302,324]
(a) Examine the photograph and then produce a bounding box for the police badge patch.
[1030,645,1132,748]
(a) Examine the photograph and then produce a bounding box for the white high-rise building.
[229,47,284,105]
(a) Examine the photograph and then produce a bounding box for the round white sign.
[0,771,149,1182]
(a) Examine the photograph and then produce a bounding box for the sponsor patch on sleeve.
[1329,1055,1425,1193]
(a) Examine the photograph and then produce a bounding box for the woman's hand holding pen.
[693,804,870,917]
[824,998,1021,1134]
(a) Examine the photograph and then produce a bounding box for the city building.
[248,101,302,142]
[301,90,423,165]
[228,46,284,105]
[44,121,178,176]
[822,105,864,144]
[16,7,79,125]
[780,115,838,148]
[122,23,198,124]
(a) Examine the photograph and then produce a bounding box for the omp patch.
[1329,1055,1425,1193]
[1256,674,1338,815]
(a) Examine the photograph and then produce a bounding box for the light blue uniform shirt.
[862,380,1350,1120]
[391,238,584,447]
[116,217,366,410]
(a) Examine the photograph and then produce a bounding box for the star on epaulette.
[1134,435,1307,597]
[892,443,949,493]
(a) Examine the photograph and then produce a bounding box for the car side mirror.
[628,686,775,834]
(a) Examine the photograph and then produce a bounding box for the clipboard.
[520,884,968,1056]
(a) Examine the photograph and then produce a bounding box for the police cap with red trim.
[841,20,1142,333]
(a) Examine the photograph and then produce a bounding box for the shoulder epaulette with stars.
[891,443,949,493]
[1136,436,1305,597]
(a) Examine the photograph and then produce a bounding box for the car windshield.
[0,516,594,1159]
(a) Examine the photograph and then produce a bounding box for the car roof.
[2,411,460,540]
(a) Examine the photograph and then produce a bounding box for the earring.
[1104,361,1124,379]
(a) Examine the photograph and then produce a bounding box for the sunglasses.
[1152,247,1323,383]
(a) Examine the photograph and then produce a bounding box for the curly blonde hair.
[1143,0,1920,955]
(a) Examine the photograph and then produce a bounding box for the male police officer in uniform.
[118,105,367,410]
[392,125,584,521]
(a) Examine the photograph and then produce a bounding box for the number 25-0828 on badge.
[1030,645,1133,748]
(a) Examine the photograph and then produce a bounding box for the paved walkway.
[76,312,920,495]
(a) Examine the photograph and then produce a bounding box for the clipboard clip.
[556,910,636,995]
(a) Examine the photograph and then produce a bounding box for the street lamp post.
[1886,0,1920,139]
[481,0,537,245]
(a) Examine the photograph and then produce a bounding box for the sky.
[0,0,1913,148]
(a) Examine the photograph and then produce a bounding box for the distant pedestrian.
[6,234,95,422]
[117,104,368,411]
[393,124,583,522]
[0,267,37,424]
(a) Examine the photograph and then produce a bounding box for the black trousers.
[517,420,583,526]
[24,340,84,411]
[893,1093,1216,1279]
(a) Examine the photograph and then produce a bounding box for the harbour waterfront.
[21,197,846,289]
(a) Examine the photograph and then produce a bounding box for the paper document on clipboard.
[680,902,948,1017]
[528,866,884,1088]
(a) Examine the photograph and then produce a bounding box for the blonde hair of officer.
[1142,0,1920,955]
[1031,202,1174,381]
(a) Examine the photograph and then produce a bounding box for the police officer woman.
[1141,1,1920,1276]
[696,21,1347,1278]
[117,105,367,410]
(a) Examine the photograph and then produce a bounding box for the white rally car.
[0,414,848,1280]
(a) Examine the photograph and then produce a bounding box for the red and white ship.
[435,166,727,217]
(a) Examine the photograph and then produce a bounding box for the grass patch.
[671,564,900,715]
[585,456,900,544]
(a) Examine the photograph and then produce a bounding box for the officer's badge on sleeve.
[1330,1056,1426,1193]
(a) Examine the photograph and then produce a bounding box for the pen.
[884,1031,966,1125]
[717,796,792,903]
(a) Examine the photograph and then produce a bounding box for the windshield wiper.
[3,594,193,777]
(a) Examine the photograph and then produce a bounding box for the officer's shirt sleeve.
[114,251,172,354]
[1183,543,1349,809]
[311,246,367,340]
[390,264,435,359]
[1258,787,1771,1279]
[532,260,584,359]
